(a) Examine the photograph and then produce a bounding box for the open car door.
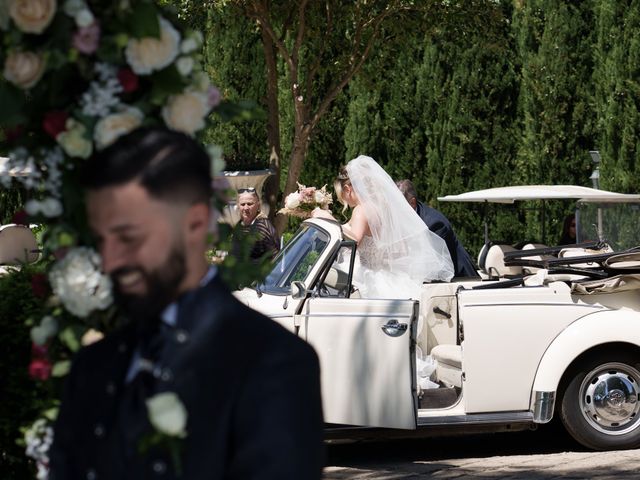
[298,297,418,429]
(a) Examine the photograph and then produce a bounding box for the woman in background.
[231,188,279,261]
[559,213,576,245]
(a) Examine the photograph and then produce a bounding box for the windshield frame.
[259,222,334,296]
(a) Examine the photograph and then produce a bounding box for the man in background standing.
[397,179,478,278]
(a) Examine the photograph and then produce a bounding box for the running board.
[417,411,533,427]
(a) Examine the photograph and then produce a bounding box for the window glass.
[261,224,330,294]
[319,245,355,297]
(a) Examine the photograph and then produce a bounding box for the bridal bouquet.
[279,183,333,219]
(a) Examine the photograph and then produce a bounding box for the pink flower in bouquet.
[31,342,48,358]
[72,21,101,55]
[300,187,316,203]
[29,358,52,381]
[117,67,139,93]
[42,110,68,139]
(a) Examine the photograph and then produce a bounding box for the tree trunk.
[274,128,312,235]
[261,28,282,221]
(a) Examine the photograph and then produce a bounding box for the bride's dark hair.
[334,167,351,213]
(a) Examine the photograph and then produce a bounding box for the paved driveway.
[324,423,640,479]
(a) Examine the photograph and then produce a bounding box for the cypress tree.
[593,0,640,193]
[514,0,596,244]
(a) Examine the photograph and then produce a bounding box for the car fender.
[530,309,640,422]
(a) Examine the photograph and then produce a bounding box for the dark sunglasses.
[237,187,256,194]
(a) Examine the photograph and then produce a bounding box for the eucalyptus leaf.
[59,325,83,352]
[52,360,71,377]
[43,407,59,421]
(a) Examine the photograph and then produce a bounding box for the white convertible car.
[234,185,640,450]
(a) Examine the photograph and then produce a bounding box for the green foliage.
[514,1,596,243]
[593,0,640,193]
[0,265,51,479]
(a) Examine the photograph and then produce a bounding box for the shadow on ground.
[323,421,622,479]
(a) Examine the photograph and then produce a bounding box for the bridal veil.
[346,155,454,285]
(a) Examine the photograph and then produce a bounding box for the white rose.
[57,119,92,159]
[8,0,56,34]
[40,196,63,217]
[93,107,143,150]
[146,392,188,437]
[176,56,194,76]
[74,6,92,27]
[285,193,301,209]
[314,191,325,204]
[192,71,210,92]
[3,50,46,89]
[162,90,209,135]
[49,247,113,318]
[24,199,41,216]
[62,0,84,16]
[125,16,180,75]
[30,325,49,346]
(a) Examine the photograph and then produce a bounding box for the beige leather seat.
[484,244,523,278]
[430,344,462,389]
[521,243,554,274]
[0,224,39,265]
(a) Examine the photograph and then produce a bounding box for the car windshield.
[260,224,330,295]
[577,202,640,251]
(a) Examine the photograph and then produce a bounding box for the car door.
[298,297,418,429]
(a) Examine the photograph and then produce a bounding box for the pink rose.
[300,187,315,203]
[31,342,48,358]
[29,358,52,381]
[42,110,68,138]
[72,22,100,55]
[117,68,139,93]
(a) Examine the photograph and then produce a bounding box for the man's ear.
[409,197,418,210]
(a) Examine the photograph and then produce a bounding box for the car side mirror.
[291,281,309,300]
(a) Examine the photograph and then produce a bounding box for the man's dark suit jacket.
[416,201,479,278]
[49,275,324,480]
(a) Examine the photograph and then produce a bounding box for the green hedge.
[0,265,51,479]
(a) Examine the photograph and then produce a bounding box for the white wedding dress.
[346,155,454,299]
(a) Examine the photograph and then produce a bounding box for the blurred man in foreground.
[50,127,324,479]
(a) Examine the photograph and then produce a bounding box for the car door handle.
[381,319,408,337]
[433,306,452,319]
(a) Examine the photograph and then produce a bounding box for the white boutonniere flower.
[141,391,188,476]
[146,392,187,438]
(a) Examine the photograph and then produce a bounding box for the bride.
[313,155,454,299]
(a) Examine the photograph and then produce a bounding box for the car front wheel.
[560,354,640,450]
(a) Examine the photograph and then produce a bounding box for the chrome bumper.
[531,390,555,423]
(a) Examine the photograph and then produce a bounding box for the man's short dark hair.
[396,179,418,202]
[81,127,212,205]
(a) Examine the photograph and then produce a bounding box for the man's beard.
[111,246,187,332]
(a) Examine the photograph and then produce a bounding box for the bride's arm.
[342,206,370,244]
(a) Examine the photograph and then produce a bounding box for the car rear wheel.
[560,354,640,450]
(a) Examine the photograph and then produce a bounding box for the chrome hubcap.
[580,362,640,435]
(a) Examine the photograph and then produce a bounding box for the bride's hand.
[311,207,335,220]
